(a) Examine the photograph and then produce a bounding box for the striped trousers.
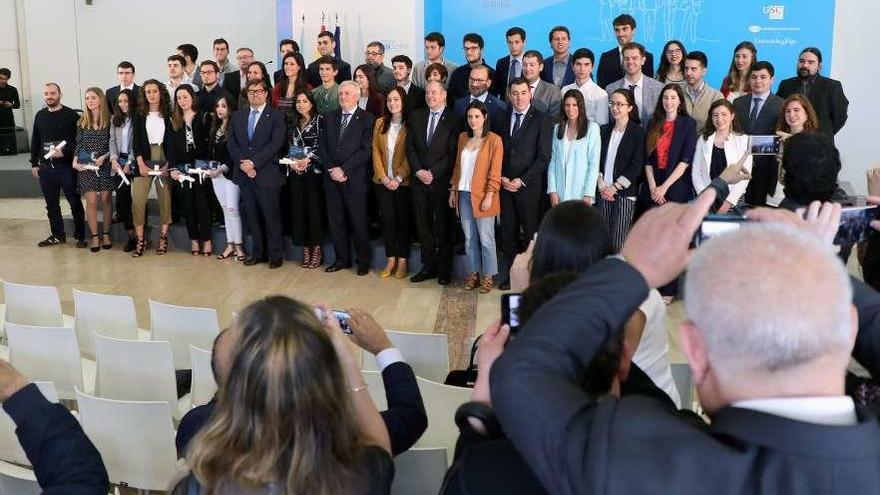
[598,196,637,253]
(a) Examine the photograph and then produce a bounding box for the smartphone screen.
[749,135,781,155]
[314,308,353,334]
[835,205,879,245]
[694,215,749,246]
[501,294,522,334]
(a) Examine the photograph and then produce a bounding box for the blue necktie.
[749,97,763,121]
[247,109,258,141]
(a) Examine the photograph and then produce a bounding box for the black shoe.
[76,238,88,249]
[438,274,452,285]
[357,265,369,276]
[410,270,437,283]
[269,259,283,269]
[325,263,352,273]
[243,257,267,266]
[37,235,65,247]
[123,237,138,252]
[498,278,511,291]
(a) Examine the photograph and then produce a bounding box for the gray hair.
[684,222,852,378]
[339,80,360,94]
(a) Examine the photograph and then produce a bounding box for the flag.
[315,12,326,59]
[299,14,306,57]
[334,21,341,61]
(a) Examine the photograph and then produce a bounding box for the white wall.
[832,0,879,195]
[0,0,24,127]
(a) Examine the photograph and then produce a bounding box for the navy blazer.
[406,107,463,183]
[777,75,849,138]
[599,121,646,197]
[491,106,552,187]
[453,94,508,126]
[226,105,287,188]
[540,53,575,88]
[318,106,375,192]
[645,116,697,203]
[596,47,655,89]
[491,55,522,99]
[105,84,139,113]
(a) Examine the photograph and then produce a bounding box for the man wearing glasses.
[447,33,496,103]
[197,60,235,116]
[453,65,507,122]
[105,61,139,112]
[364,41,395,93]
[227,80,287,268]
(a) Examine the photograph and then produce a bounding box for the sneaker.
[37,235,65,247]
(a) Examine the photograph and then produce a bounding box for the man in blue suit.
[540,26,575,88]
[227,80,287,268]
[492,27,527,100]
[453,65,508,125]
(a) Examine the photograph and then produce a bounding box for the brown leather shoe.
[463,272,479,290]
[479,275,494,294]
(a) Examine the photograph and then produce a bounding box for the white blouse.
[457,147,479,192]
[385,122,402,179]
[145,112,165,145]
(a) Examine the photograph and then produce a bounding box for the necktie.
[247,109,258,141]
[749,97,762,121]
[628,84,637,95]
[509,59,519,83]
[339,113,352,141]
[512,112,523,136]
[427,112,438,146]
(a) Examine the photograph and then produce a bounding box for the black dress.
[75,126,113,194]
[286,114,326,247]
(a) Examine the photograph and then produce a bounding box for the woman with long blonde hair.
[72,87,113,252]
[172,296,393,495]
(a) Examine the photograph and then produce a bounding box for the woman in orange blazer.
[372,87,412,279]
[449,100,502,293]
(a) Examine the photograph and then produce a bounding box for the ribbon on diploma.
[147,166,165,188]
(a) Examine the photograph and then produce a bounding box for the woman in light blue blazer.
[547,89,601,206]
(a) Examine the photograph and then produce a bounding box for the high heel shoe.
[301,247,312,268]
[380,258,396,278]
[394,259,408,279]
[101,231,113,250]
[201,241,213,257]
[191,241,200,256]
[89,234,100,253]
[234,243,247,262]
[217,243,235,260]
[156,232,169,255]
[131,236,146,258]
[306,245,322,269]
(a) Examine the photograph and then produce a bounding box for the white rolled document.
[43,140,66,160]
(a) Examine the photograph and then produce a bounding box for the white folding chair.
[0,460,40,495]
[149,300,220,370]
[2,281,64,328]
[189,345,217,408]
[361,370,387,410]
[75,389,178,491]
[93,333,183,419]
[414,377,471,462]
[0,382,58,466]
[6,324,83,400]
[671,363,694,411]
[391,448,449,495]
[73,289,141,359]
[362,331,450,383]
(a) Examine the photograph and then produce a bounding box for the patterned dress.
[75,125,113,193]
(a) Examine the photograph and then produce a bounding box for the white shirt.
[635,289,681,408]
[749,90,771,118]
[375,347,405,372]
[249,104,266,124]
[507,55,523,81]
[623,74,644,112]
[119,117,132,155]
[469,92,488,103]
[562,78,609,125]
[733,396,857,426]
[400,80,412,93]
[358,96,368,110]
[385,121,402,179]
[457,147,479,192]
[120,83,135,91]
[145,111,165,144]
[509,105,530,135]
[603,128,625,184]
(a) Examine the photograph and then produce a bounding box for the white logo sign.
[763,5,785,20]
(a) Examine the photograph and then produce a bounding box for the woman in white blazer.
[692,99,752,213]
[547,90,601,206]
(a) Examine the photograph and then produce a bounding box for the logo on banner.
[763,5,785,20]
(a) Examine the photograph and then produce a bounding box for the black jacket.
[403,83,426,115]
[131,113,175,176]
[175,361,427,457]
[491,106,552,188]
[318,107,375,192]
[597,47,655,89]
[491,258,880,495]
[105,84,140,113]
[4,384,109,494]
[777,75,849,137]
[599,121,645,197]
[406,107,462,184]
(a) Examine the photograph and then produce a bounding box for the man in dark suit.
[176,312,428,458]
[227,80,287,268]
[492,27,526,100]
[734,61,784,206]
[319,81,375,275]
[105,61,139,112]
[453,65,508,123]
[223,47,254,103]
[407,81,461,285]
[492,78,551,290]
[540,26,575,88]
[391,54,426,115]
[776,47,849,139]
[597,14,655,89]
[307,31,352,88]
[492,191,880,495]
[272,38,298,85]
[448,33,495,104]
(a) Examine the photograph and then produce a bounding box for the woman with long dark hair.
[207,95,246,262]
[109,88,138,252]
[547,89,601,206]
[692,99,751,213]
[720,41,756,101]
[273,51,310,111]
[238,61,273,109]
[656,40,687,86]
[354,64,386,118]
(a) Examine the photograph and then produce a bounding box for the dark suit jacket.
[307,58,353,88]
[492,55,523,99]
[318,106,375,192]
[226,105,287,187]
[222,71,244,102]
[597,47,655,89]
[645,115,697,202]
[272,68,283,86]
[599,121,645,197]
[777,75,849,137]
[448,62,496,105]
[453,93,508,125]
[732,93,784,135]
[131,113,175,176]
[175,361,427,458]
[539,53,575,87]
[4,384,109,494]
[404,83,426,114]
[105,84,140,113]
[406,107,462,184]
[491,257,880,495]
[491,106,552,188]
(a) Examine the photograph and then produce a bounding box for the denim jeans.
[458,191,498,276]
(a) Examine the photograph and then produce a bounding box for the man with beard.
[776,47,849,140]
[364,41,395,93]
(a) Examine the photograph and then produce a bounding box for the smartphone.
[314,308,353,334]
[834,205,879,245]
[694,215,749,246]
[501,293,522,334]
[748,135,781,155]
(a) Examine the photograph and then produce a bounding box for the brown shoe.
[394,259,408,279]
[380,257,396,278]
[301,247,312,268]
[463,272,479,290]
[479,275,494,294]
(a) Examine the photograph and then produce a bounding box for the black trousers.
[240,182,283,261]
[178,179,214,242]
[115,180,134,231]
[376,184,413,258]
[412,181,453,276]
[499,186,542,260]
[39,165,85,240]
[743,155,778,206]
[324,180,371,267]
[289,171,325,247]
